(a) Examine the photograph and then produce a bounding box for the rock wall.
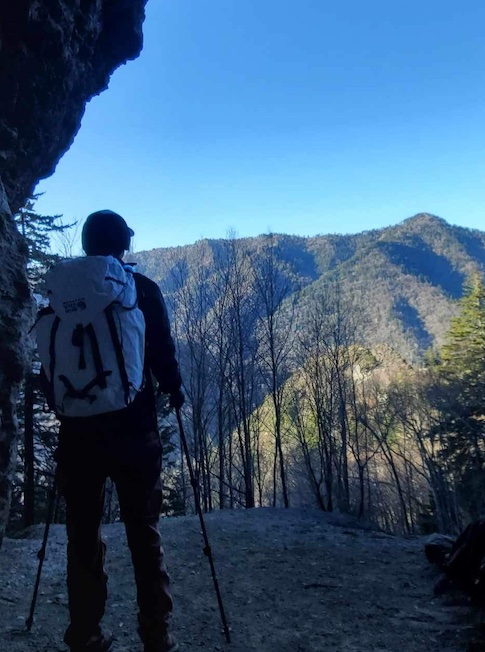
[0,0,148,547]
[0,182,32,545]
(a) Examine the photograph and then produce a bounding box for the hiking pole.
[175,408,231,644]
[26,471,58,632]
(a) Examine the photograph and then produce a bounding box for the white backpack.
[34,256,146,418]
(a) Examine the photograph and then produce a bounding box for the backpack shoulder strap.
[132,272,162,317]
[132,272,146,302]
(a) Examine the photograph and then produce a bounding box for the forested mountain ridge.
[15,210,485,537]
[135,213,485,363]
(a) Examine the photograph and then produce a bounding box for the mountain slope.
[135,214,485,362]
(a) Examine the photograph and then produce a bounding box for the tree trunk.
[276,432,289,508]
[274,404,289,508]
[0,185,31,550]
[217,397,225,509]
[243,422,255,508]
[382,444,411,534]
[202,431,212,511]
[272,442,278,507]
[23,374,35,527]
[338,399,350,511]
[180,444,187,515]
[228,432,234,509]
[358,465,365,519]
[0,398,19,548]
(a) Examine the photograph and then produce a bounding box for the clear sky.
[35,0,485,253]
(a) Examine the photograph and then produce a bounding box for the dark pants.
[57,413,173,647]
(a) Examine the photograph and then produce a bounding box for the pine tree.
[9,197,75,530]
[14,195,75,288]
[429,272,485,519]
[440,271,485,388]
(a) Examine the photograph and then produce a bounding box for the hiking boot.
[69,631,114,652]
[143,632,179,652]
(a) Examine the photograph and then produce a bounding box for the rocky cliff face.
[0,0,148,547]
[0,182,32,546]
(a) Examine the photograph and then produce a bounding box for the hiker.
[34,210,183,652]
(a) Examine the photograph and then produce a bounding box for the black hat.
[82,210,134,256]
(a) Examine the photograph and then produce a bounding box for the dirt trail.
[0,509,472,651]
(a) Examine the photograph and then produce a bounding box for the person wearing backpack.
[34,210,183,652]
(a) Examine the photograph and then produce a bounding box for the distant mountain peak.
[404,212,447,225]
[135,213,485,363]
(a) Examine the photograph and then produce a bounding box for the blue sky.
[36,0,485,253]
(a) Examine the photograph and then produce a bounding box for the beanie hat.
[82,210,134,256]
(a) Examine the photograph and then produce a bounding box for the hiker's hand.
[169,388,185,410]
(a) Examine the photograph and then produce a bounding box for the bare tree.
[294,290,339,511]
[224,235,259,508]
[169,246,217,512]
[207,241,237,509]
[287,385,328,510]
[53,218,81,259]
[346,370,381,519]
[251,234,297,508]
[390,375,461,533]
[357,381,415,533]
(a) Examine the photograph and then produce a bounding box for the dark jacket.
[133,272,182,397]
[40,271,182,433]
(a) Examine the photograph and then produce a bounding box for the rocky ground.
[0,508,477,652]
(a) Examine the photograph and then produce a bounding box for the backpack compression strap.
[105,305,130,406]
[58,324,112,406]
[72,324,87,370]
[58,371,113,404]
[85,324,108,389]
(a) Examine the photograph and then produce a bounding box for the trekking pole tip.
[224,626,231,644]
